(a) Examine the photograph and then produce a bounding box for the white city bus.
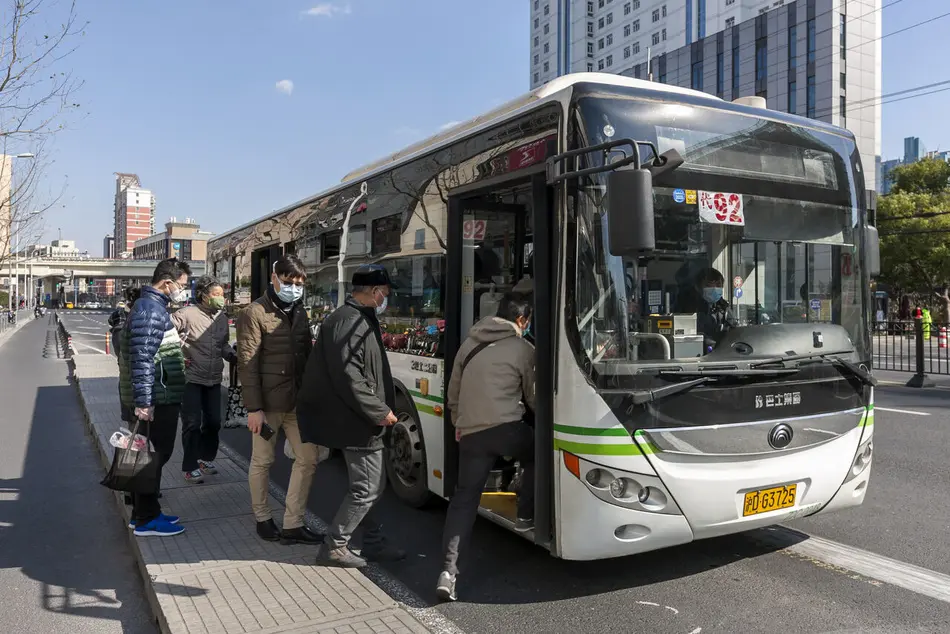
[208,73,879,561]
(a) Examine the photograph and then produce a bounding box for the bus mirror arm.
[865,224,881,278]
[545,138,658,184]
[647,149,684,178]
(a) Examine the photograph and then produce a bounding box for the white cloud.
[439,121,462,131]
[275,79,294,96]
[302,3,351,17]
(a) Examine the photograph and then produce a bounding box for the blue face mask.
[275,281,303,304]
[702,287,724,304]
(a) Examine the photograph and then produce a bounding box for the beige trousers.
[248,411,318,530]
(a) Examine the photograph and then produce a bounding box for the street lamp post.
[4,152,35,315]
[12,209,40,311]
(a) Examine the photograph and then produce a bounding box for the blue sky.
[37,0,950,252]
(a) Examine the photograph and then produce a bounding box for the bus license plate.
[742,484,797,517]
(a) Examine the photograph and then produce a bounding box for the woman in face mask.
[171,275,237,484]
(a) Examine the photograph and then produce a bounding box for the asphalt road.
[0,317,156,634]
[59,310,950,633]
[56,310,113,355]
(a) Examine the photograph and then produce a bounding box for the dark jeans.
[326,448,386,550]
[441,422,534,576]
[180,383,222,473]
[131,404,180,525]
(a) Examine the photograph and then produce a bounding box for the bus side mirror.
[865,224,880,278]
[607,168,655,256]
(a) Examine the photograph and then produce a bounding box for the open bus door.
[442,172,555,549]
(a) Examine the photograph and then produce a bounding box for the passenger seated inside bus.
[674,267,737,350]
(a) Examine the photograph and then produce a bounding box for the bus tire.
[385,393,434,509]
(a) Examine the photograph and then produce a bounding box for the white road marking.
[764,527,950,605]
[876,406,931,416]
[71,340,105,354]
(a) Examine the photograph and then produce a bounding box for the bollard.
[940,327,948,350]
[105,332,110,355]
[906,317,935,388]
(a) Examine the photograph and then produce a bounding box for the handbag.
[224,363,248,428]
[100,419,161,494]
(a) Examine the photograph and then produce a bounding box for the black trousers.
[441,422,535,576]
[180,383,223,473]
[131,404,180,525]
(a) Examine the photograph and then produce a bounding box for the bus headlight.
[564,453,681,515]
[845,437,873,482]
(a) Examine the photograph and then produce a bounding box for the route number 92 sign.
[698,191,745,226]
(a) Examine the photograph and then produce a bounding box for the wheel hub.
[390,413,422,485]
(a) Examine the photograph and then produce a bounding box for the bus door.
[250,245,282,301]
[443,172,555,548]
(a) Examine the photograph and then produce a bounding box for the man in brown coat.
[236,254,321,545]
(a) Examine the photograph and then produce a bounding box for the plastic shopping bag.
[100,419,161,494]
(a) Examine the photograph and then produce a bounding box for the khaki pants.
[249,411,317,530]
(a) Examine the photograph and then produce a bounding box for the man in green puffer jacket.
[117,257,192,538]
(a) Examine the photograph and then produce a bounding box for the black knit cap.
[352,264,396,288]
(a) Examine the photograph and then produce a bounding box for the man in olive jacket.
[236,255,320,546]
[298,264,404,568]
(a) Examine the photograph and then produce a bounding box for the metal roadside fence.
[872,318,950,386]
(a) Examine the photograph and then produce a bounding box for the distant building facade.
[133,217,212,262]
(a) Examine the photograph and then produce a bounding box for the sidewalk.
[72,354,432,634]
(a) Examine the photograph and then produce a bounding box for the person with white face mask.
[676,267,737,352]
[236,254,320,546]
[297,264,404,568]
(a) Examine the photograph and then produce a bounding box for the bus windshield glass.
[570,95,868,372]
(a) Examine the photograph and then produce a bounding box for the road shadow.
[0,385,158,632]
[220,428,809,608]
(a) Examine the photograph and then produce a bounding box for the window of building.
[624,45,631,58]
[840,14,846,59]
[807,18,816,63]
[588,1,594,16]
[716,51,724,96]
[414,229,426,250]
[543,23,550,34]
[598,59,605,70]
[543,60,549,72]
[598,37,605,50]
[607,12,613,25]
[840,72,846,91]
[534,36,539,47]
[599,0,605,7]
[624,24,631,37]
[691,61,703,90]
[652,8,660,22]
[726,0,734,4]
[599,17,605,29]
[725,17,734,28]
[698,0,706,39]
[662,28,666,41]
[588,21,594,34]
[544,42,549,53]
[321,231,342,261]
[534,54,539,65]
[633,0,639,8]
[633,19,640,32]
[624,2,631,15]
[788,24,797,69]
[543,4,550,15]
[788,80,797,114]
[587,62,594,71]
[652,31,660,45]
[606,33,613,45]
[606,54,613,67]
[806,74,816,117]
[587,41,595,56]
[534,0,539,9]
[732,45,740,99]
[633,41,640,54]
[534,72,540,83]
[372,215,402,254]
[755,37,767,82]
[534,17,539,29]
[662,4,667,17]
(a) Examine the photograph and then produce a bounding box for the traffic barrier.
[105,332,110,355]
[940,327,948,350]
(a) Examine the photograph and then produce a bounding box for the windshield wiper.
[751,350,878,387]
[626,366,798,405]
[629,377,712,405]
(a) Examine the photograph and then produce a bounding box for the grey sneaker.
[184,469,204,484]
[317,545,367,568]
[436,571,457,602]
[361,543,406,562]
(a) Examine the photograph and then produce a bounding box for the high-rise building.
[903,136,926,164]
[102,234,114,259]
[113,173,155,257]
[530,0,882,191]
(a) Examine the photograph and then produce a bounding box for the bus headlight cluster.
[573,456,680,515]
[845,437,873,482]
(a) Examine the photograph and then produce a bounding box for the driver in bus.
[676,267,737,351]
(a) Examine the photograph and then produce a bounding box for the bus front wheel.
[385,395,434,508]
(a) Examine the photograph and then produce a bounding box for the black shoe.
[256,519,281,542]
[515,517,534,532]
[280,526,323,545]
[361,543,406,562]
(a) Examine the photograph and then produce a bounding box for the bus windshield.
[570,96,868,373]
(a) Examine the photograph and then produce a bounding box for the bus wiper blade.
[750,350,877,387]
[822,357,878,387]
[749,349,854,369]
[658,368,800,377]
[630,377,711,405]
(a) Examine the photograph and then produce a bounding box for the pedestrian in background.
[298,264,404,568]
[236,254,321,546]
[117,257,191,537]
[172,275,235,484]
[108,286,141,359]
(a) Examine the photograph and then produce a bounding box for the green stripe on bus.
[553,424,630,436]
[414,401,443,418]
[409,390,444,404]
[554,439,646,456]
